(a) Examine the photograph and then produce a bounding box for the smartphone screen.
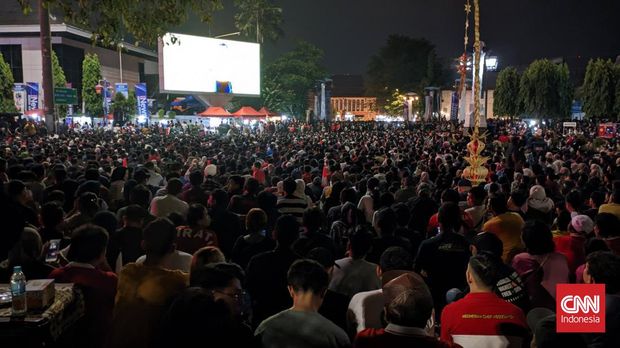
[46,239,61,263]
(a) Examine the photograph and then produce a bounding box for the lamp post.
[95,79,111,124]
[118,42,124,83]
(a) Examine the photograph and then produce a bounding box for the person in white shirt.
[329,229,380,298]
[144,161,166,188]
[347,246,415,335]
[150,179,189,219]
[358,177,379,223]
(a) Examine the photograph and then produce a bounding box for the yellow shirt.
[107,263,188,348]
[598,203,620,220]
[483,212,525,263]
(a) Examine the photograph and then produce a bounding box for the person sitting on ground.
[228,177,260,215]
[49,224,117,348]
[367,208,411,264]
[594,213,620,255]
[255,259,351,348]
[246,215,301,327]
[414,202,471,317]
[149,178,189,219]
[190,246,226,277]
[307,247,350,332]
[440,253,528,348]
[232,208,276,269]
[276,177,308,223]
[483,193,525,263]
[107,204,145,272]
[0,227,56,281]
[293,207,338,258]
[329,228,381,298]
[448,232,530,312]
[108,218,189,348]
[581,251,620,347]
[189,262,252,339]
[598,182,620,219]
[154,287,249,348]
[348,246,416,336]
[354,273,455,348]
[175,203,219,255]
[553,214,592,276]
[512,220,569,301]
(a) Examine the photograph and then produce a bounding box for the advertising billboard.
[158,32,260,96]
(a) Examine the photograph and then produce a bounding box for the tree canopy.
[581,58,617,119]
[366,35,445,102]
[518,59,572,119]
[493,67,519,118]
[263,41,326,117]
[233,0,283,43]
[18,0,222,46]
[0,52,16,113]
[82,53,102,116]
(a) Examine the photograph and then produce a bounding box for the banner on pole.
[26,82,39,111]
[115,83,129,98]
[450,92,459,121]
[13,83,26,113]
[135,83,148,119]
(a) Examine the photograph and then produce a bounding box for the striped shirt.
[276,195,308,223]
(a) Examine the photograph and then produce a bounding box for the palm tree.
[233,0,283,44]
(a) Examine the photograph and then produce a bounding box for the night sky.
[178,0,620,79]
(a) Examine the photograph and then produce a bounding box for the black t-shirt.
[414,231,471,313]
[246,247,301,327]
[231,235,275,270]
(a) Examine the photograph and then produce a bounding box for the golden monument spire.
[463,0,489,184]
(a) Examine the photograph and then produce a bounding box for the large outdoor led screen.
[158,33,260,96]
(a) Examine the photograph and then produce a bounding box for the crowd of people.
[1,118,619,348]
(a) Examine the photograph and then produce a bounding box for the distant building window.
[0,45,23,83]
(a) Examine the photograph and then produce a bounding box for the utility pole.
[39,0,55,132]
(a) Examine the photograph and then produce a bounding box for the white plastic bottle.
[10,266,27,316]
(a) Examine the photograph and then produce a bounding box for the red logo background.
[556,284,605,333]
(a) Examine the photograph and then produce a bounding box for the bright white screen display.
[159,33,260,96]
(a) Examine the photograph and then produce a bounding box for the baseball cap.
[571,215,594,234]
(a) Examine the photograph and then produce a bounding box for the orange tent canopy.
[198,106,232,117]
[232,106,264,117]
[258,107,279,117]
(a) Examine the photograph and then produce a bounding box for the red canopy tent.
[232,106,265,117]
[198,106,232,117]
[257,107,279,117]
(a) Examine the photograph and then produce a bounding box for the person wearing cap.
[307,247,350,332]
[525,185,554,225]
[255,259,350,348]
[440,253,527,348]
[354,273,453,348]
[553,214,592,276]
[348,247,418,336]
[149,178,189,219]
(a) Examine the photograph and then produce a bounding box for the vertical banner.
[26,82,39,111]
[13,83,26,113]
[115,83,129,98]
[135,83,148,121]
[450,91,459,121]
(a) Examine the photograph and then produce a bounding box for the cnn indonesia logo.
[557,284,605,333]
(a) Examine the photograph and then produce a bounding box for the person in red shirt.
[252,161,266,186]
[554,214,591,277]
[440,253,527,348]
[49,224,118,348]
